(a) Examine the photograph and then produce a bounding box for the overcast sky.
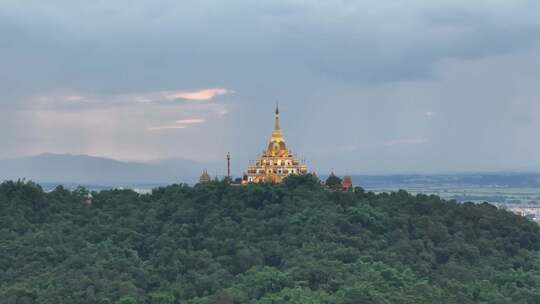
[1,0,540,174]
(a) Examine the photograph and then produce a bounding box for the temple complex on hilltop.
[242,106,308,184]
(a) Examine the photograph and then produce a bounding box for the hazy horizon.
[3,152,540,177]
[2,1,540,174]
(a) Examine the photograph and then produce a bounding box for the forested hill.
[1,176,540,304]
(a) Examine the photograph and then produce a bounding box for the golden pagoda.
[242,106,308,184]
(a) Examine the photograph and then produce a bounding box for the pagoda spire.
[274,103,280,131]
[271,103,284,142]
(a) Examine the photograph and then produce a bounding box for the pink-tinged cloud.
[175,119,206,124]
[31,88,232,108]
[384,138,427,146]
[148,118,206,131]
[148,125,187,131]
[163,88,231,101]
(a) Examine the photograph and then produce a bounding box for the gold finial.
[274,103,281,131]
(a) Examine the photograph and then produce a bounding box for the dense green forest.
[1,175,540,304]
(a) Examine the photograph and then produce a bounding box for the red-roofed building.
[342,176,353,191]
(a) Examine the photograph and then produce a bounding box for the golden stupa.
[242,106,308,183]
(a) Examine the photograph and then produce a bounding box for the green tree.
[1,179,540,303]
[325,173,342,190]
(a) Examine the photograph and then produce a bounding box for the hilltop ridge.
[1,176,540,303]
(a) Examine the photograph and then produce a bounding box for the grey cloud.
[2,0,539,94]
[1,1,540,173]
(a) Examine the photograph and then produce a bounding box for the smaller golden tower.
[199,170,211,183]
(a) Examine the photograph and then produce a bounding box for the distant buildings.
[498,204,540,224]
[242,106,308,184]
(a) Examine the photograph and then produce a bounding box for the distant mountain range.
[3,153,540,189]
[0,153,222,185]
